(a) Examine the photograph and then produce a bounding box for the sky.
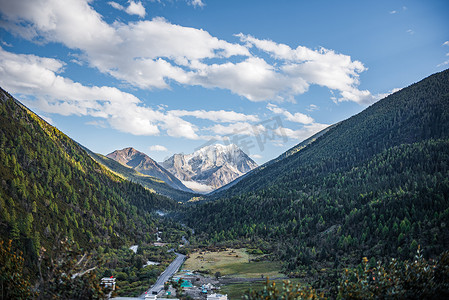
[0,0,448,164]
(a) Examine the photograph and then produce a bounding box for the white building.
[207,293,227,300]
[100,277,116,290]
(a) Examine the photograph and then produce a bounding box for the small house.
[207,293,227,300]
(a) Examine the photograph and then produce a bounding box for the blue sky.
[0,0,448,164]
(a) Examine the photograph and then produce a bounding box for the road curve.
[140,252,186,298]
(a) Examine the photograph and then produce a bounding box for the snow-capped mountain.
[106,147,192,192]
[161,144,258,192]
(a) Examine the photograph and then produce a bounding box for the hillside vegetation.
[0,88,180,293]
[185,70,449,292]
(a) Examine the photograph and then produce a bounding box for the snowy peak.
[161,144,258,193]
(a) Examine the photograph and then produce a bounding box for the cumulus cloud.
[126,1,146,17]
[188,0,205,8]
[263,103,329,141]
[0,47,201,138]
[1,47,277,140]
[109,1,146,17]
[170,109,259,122]
[209,122,266,137]
[274,123,329,141]
[149,145,168,151]
[237,34,373,103]
[267,104,314,124]
[0,0,374,104]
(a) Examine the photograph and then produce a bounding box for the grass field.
[182,249,306,299]
[220,278,305,299]
[183,248,284,278]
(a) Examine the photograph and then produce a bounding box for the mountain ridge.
[106,147,192,192]
[83,147,197,202]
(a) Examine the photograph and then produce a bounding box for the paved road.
[140,253,186,298]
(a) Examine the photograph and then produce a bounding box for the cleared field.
[183,248,284,278]
[220,278,304,300]
[220,281,265,299]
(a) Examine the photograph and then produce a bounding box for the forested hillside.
[0,88,178,283]
[185,69,449,286]
[215,69,449,198]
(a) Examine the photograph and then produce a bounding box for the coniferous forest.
[0,88,189,298]
[184,69,449,293]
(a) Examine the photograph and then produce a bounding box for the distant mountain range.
[161,143,258,192]
[106,147,192,192]
[84,147,197,202]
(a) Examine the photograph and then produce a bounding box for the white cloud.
[0,47,274,141]
[237,34,372,103]
[306,104,318,111]
[0,47,203,138]
[189,0,205,8]
[267,104,314,124]
[189,56,308,101]
[406,29,414,35]
[170,109,259,123]
[160,114,200,139]
[389,10,397,14]
[109,1,146,17]
[274,123,329,141]
[108,1,124,10]
[439,41,449,67]
[250,154,262,159]
[126,1,146,17]
[182,180,214,193]
[40,114,53,125]
[86,120,107,128]
[0,0,376,104]
[1,40,12,47]
[375,88,402,100]
[209,122,266,137]
[149,145,168,151]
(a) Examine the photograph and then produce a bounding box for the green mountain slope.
[84,148,198,202]
[209,123,337,195]
[186,69,449,279]
[215,69,449,198]
[0,87,177,268]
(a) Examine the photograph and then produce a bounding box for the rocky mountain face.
[161,144,258,192]
[106,147,192,192]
